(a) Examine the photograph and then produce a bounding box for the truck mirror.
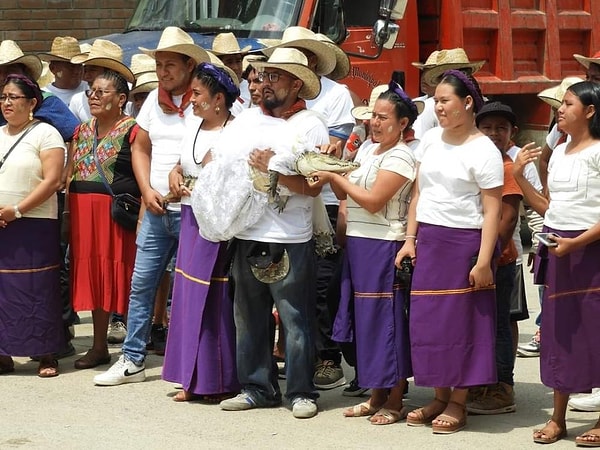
[379,0,407,19]
[373,19,399,49]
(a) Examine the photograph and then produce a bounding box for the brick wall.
[0,0,138,52]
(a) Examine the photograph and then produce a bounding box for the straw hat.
[0,40,43,81]
[314,33,350,80]
[256,48,321,100]
[139,26,209,65]
[537,77,584,109]
[207,51,240,86]
[211,32,251,56]
[38,36,82,62]
[573,50,600,69]
[412,48,485,87]
[261,27,336,76]
[129,54,158,96]
[242,54,267,73]
[37,61,55,89]
[71,39,134,83]
[352,84,424,120]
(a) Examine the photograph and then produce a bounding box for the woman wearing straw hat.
[211,32,251,104]
[396,70,503,434]
[38,36,86,107]
[129,54,159,117]
[162,62,241,403]
[65,68,140,371]
[0,74,67,377]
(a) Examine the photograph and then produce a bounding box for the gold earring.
[29,111,33,121]
[400,129,404,142]
[215,105,221,113]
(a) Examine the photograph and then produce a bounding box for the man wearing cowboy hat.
[68,39,135,122]
[211,32,252,105]
[411,48,485,139]
[219,47,329,419]
[262,27,355,391]
[94,27,210,387]
[38,36,86,107]
[0,39,79,142]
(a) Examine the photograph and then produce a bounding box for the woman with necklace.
[65,69,140,370]
[162,62,241,402]
[0,74,67,377]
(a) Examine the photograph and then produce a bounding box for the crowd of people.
[0,25,599,443]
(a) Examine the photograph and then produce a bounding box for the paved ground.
[1,262,598,449]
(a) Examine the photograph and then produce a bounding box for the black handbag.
[92,128,140,230]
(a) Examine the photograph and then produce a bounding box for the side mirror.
[379,0,408,19]
[373,19,399,49]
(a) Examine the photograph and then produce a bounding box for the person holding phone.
[513,81,600,445]
[395,70,503,434]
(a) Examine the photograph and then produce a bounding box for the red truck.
[102,0,599,140]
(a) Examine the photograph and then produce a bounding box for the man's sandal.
[37,359,59,378]
[343,401,380,417]
[406,398,448,427]
[533,419,567,444]
[431,401,467,434]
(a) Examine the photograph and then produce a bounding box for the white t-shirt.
[416,127,504,229]
[412,96,438,140]
[0,122,66,219]
[136,88,201,211]
[545,141,600,230]
[545,122,570,149]
[44,81,87,108]
[507,144,543,262]
[179,125,223,206]
[346,141,416,241]
[239,79,251,106]
[236,108,329,243]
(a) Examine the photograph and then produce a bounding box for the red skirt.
[70,192,136,314]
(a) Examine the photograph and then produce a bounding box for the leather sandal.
[38,359,59,378]
[432,401,467,434]
[575,421,600,447]
[533,419,567,444]
[343,401,380,417]
[370,407,408,425]
[406,398,448,427]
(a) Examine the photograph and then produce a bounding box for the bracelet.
[137,220,142,225]
[62,211,70,215]
[405,235,417,240]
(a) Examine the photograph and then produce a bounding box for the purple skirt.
[0,218,65,356]
[333,236,412,389]
[537,227,600,393]
[162,206,239,395]
[410,223,497,388]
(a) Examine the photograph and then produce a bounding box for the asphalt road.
[1,262,598,449]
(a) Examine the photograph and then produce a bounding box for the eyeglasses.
[0,94,28,103]
[85,89,118,98]
[257,72,286,83]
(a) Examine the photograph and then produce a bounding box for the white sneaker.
[93,355,145,386]
[291,397,318,419]
[568,389,600,412]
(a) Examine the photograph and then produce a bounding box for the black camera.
[395,256,413,288]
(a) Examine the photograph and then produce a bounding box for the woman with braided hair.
[396,70,503,434]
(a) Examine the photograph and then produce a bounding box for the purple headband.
[442,69,484,112]
[4,73,43,108]
[387,81,419,118]
[197,62,240,98]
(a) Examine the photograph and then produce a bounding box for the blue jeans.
[122,210,180,365]
[232,239,318,404]
[495,263,516,385]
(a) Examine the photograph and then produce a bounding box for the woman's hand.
[469,263,494,288]
[317,142,342,157]
[168,165,185,199]
[395,240,416,268]
[248,148,274,173]
[548,236,576,257]
[306,170,335,188]
[0,206,17,224]
[513,142,541,177]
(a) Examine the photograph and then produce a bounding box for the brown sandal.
[343,401,381,417]
[406,398,448,427]
[575,420,600,447]
[172,390,203,402]
[432,401,467,434]
[370,407,408,425]
[38,359,59,378]
[533,419,567,444]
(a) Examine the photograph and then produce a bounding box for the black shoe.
[150,324,167,356]
[342,378,369,397]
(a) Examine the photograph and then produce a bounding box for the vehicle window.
[127,0,303,37]
[312,0,345,42]
[342,0,379,27]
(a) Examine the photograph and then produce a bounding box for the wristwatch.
[13,204,22,219]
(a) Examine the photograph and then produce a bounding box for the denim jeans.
[232,239,318,404]
[122,210,180,365]
[496,262,516,385]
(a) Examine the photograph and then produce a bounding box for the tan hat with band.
[212,32,251,55]
[315,33,350,80]
[139,26,210,65]
[537,77,584,110]
[38,36,82,62]
[71,39,135,83]
[413,48,484,87]
[0,40,43,81]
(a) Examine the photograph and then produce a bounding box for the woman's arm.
[550,221,600,257]
[395,166,420,267]
[513,143,549,217]
[0,147,64,222]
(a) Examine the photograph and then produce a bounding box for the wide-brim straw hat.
[352,84,424,120]
[256,47,321,100]
[37,61,54,88]
[38,36,81,62]
[130,53,156,76]
[0,40,43,81]
[413,48,485,87]
[139,26,209,65]
[314,33,350,80]
[207,51,241,86]
[71,39,135,83]
[242,54,267,73]
[212,32,251,56]
[261,27,336,76]
[573,50,600,69]
[537,76,583,109]
[130,76,159,96]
